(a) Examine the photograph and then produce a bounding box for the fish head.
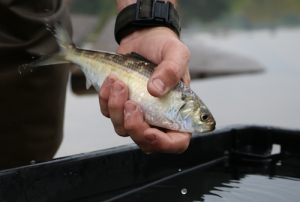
[177,100,215,133]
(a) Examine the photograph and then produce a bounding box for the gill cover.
[178,101,195,121]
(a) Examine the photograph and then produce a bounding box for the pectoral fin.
[162,114,181,131]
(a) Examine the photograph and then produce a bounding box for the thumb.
[147,40,190,97]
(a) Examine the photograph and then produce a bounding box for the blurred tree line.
[69,0,300,28]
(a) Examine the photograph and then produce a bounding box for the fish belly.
[70,51,184,130]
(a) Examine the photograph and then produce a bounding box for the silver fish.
[30,21,216,133]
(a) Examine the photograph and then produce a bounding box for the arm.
[99,0,191,154]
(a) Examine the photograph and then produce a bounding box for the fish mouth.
[210,121,216,130]
[193,121,216,134]
[201,121,216,133]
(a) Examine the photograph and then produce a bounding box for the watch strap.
[115,0,181,44]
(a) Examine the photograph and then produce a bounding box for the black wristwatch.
[114,0,181,44]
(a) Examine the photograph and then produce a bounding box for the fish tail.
[30,21,74,67]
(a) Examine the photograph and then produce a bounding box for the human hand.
[116,27,191,97]
[99,27,192,154]
[99,74,191,154]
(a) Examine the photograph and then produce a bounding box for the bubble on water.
[46,27,55,35]
[30,160,35,165]
[178,168,181,172]
[181,188,187,195]
[32,56,35,59]
[31,70,33,72]
[18,64,28,74]
[45,18,49,21]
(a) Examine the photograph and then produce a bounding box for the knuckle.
[176,143,189,154]
[165,59,181,84]
[108,98,121,111]
[124,118,139,131]
[182,45,191,61]
[175,136,191,154]
[114,127,127,137]
[101,109,110,118]
[156,135,191,154]
[99,92,108,102]
[156,141,174,153]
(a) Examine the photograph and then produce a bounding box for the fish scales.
[29,21,216,133]
[70,49,185,130]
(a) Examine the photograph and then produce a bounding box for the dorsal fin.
[127,52,156,64]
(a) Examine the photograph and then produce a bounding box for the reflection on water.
[108,160,300,202]
[205,175,300,202]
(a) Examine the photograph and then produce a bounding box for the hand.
[117,27,191,97]
[99,27,192,154]
[99,75,191,154]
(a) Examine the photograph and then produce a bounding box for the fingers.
[124,102,192,154]
[108,80,129,137]
[144,129,192,154]
[99,75,129,136]
[99,75,118,118]
[181,67,191,88]
[123,101,154,153]
[99,75,192,154]
[148,40,190,97]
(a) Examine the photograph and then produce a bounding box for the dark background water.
[107,159,300,202]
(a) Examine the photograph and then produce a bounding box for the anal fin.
[86,76,92,90]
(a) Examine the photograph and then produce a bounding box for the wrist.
[120,27,178,45]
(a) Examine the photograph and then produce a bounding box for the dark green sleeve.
[0,0,72,170]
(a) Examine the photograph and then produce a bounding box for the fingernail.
[106,76,115,85]
[152,78,165,93]
[112,83,123,93]
[124,103,136,116]
[145,134,157,143]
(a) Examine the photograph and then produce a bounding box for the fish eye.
[201,113,209,122]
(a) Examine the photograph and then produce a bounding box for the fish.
[30,21,216,133]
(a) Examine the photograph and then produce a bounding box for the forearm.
[115,0,177,13]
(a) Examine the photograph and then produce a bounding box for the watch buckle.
[135,0,171,24]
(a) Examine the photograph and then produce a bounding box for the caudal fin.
[29,20,74,67]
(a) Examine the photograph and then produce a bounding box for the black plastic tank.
[0,125,299,202]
